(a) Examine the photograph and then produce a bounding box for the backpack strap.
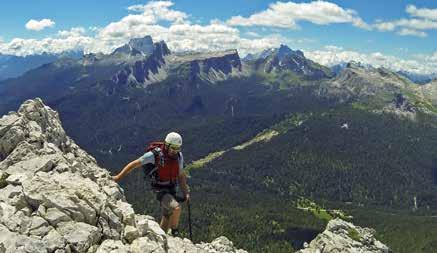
[142,146,160,180]
[151,147,163,167]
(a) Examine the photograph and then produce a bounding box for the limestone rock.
[296,218,392,253]
[123,225,140,243]
[130,237,165,253]
[96,240,130,253]
[57,221,101,252]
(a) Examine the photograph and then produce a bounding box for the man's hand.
[112,175,120,182]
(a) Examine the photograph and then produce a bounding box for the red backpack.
[143,141,180,189]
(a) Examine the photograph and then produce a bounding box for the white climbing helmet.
[165,132,182,147]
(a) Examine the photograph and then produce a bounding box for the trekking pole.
[175,195,193,241]
[188,200,193,241]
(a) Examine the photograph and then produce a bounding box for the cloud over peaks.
[227,1,370,30]
[305,46,437,75]
[25,19,55,31]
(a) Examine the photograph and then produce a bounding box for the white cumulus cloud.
[406,5,437,21]
[397,28,427,38]
[126,1,187,24]
[305,47,437,75]
[25,19,55,31]
[0,36,93,56]
[57,27,86,38]
[373,5,437,37]
[90,1,287,55]
[227,1,371,30]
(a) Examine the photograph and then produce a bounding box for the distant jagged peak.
[277,44,304,59]
[245,44,332,79]
[129,36,153,50]
[258,48,276,59]
[243,45,304,62]
[153,40,171,58]
[112,35,156,56]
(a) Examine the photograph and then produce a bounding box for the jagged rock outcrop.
[378,93,417,120]
[297,218,391,253]
[0,98,247,253]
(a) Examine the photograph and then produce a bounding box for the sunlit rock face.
[297,218,392,253]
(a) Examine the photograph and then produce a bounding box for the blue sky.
[0,0,436,74]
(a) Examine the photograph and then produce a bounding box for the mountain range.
[0,51,83,81]
[0,35,436,252]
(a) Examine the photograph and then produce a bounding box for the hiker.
[112,132,190,236]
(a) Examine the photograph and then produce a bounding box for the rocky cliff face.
[111,38,171,86]
[297,218,392,253]
[168,50,243,83]
[0,98,246,253]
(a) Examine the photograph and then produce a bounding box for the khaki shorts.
[160,193,180,217]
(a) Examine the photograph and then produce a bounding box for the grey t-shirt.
[138,148,184,176]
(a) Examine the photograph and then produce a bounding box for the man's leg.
[170,206,181,230]
[159,193,180,234]
[158,192,171,233]
[160,215,170,233]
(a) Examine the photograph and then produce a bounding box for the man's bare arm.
[113,159,142,182]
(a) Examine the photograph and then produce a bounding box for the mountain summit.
[277,44,304,59]
[244,44,333,80]
[112,36,155,56]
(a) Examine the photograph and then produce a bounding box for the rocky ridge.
[0,98,247,253]
[167,50,243,83]
[329,62,412,98]
[297,218,391,253]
